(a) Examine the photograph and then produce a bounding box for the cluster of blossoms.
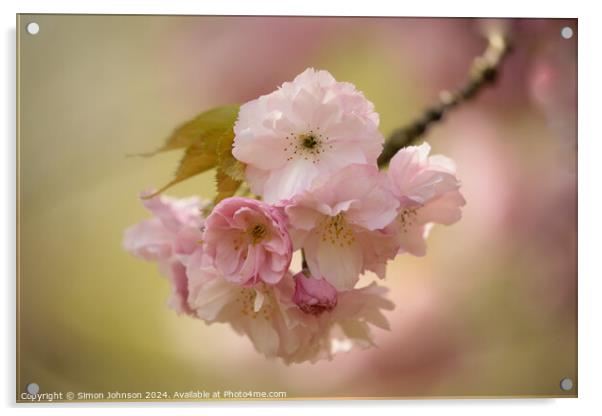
[124,68,465,363]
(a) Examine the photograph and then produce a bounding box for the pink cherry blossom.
[202,197,293,286]
[387,142,466,256]
[232,68,384,203]
[123,191,207,315]
[284,164,399,290]
[288,280,395,363]
[186,251,309,361]
[186,251,394,364]
[124,66,470,364]
[292,272,338,315]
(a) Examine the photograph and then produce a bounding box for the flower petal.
[262,159,318,203]
[123,218,173,261]
[305,232,363,291]
[418,190,466,225]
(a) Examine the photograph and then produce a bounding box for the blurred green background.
[17,15,577,399]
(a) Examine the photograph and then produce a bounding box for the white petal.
[246,317,279,357]
[305,233,363,291]
[398,223,428,257]
[254,289,265,313]
[188,276,236,322]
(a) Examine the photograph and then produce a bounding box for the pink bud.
[293,272,338,315]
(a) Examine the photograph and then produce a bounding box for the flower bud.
[293,272,338,315]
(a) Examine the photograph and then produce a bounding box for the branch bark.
[377,33,511,168]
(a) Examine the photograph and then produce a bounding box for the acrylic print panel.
[16,14,577,402]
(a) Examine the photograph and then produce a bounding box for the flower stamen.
[235,283,275,320]
[301,134,318,149]
[248,224,268,245]
[398,206,420,233]
[319,213,355,247]
[284,129,328,164]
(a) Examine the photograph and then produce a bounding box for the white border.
[3,0,601,415]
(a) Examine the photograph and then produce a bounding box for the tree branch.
[377,33,511,168]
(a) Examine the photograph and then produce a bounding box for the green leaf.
[140,106,240,157]
[214,169,242,205]
[217,131,246,182]
[141,105,246,199]
[146,142,217,198]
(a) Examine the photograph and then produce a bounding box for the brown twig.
[377,33,511,168]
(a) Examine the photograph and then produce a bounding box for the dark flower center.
[249,224,267,244]
[283,129,331,164]
[301,134,319,149]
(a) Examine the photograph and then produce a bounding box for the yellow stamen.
[248,223,268,245]
[319,213,355,247]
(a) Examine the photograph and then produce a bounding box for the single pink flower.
[387,142,466,256]
[284,164,399,290]
[288,281,395,363]
[233,68,384,203]
[123,191,207,315]
[202,197,292,286]
[292,272,338,315]
[186,251,309,361]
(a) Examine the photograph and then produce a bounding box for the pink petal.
[404,169,460,205]
[418,190,466,225]
[233,132,288,170]
[164,261,193,316]
[188,272,237,321]
[262,159,318,203]
[397,223,428,257]
[245,315,280,356]
[305,232,363,291]
[285,201,322,230]
[123,218,172,261]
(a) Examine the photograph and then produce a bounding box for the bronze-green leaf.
[214,168,242,205]
[217,133,246,182]
[141,105,242,198]
[140,105,240,156]
[146,142,218,198]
